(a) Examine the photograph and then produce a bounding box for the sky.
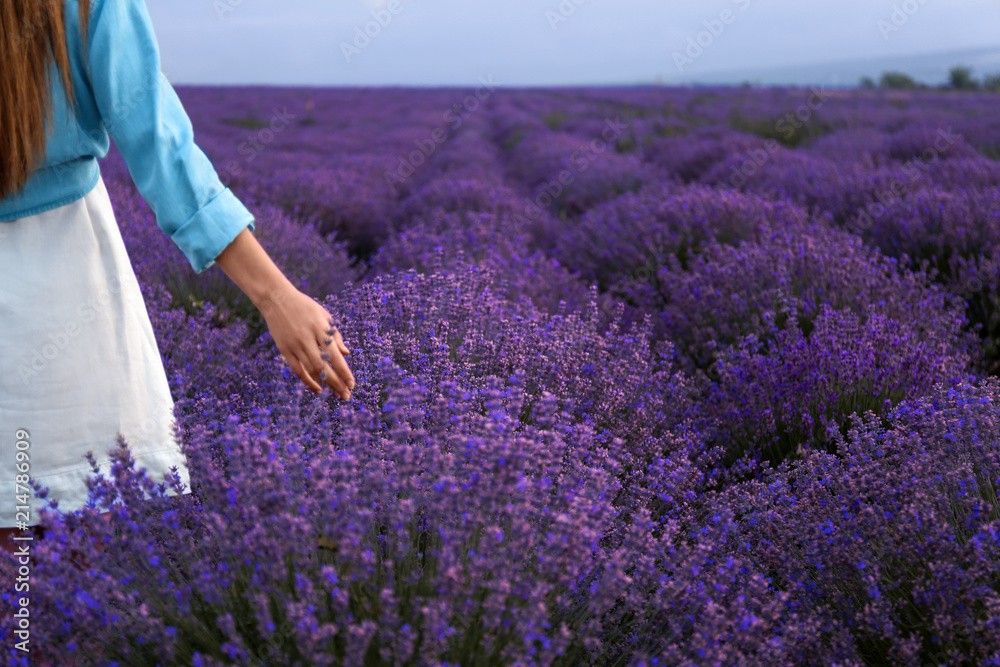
[147,0,1000,87]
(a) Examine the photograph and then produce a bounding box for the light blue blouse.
[0,0,255,274]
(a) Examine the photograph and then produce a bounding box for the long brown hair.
[0,0,91,202]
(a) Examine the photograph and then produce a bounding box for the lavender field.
[6,84,1000,666]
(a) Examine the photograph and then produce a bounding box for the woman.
[0,0,355,554]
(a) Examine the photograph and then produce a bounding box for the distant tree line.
[859,65,1000,92]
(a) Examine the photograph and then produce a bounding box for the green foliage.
[949,65,980,91]
[686,93,718,110]
[161,263,267,348]
[222,113,270,129]
[983,73,1000,93]
[978,145,1000,161]
[652,120,687,137]
[879,71,918,90]
[728,108,837,148]
[502,128,524,151]
[597,101,651,121]
[542,110,569,131]
[618,101,650,119]
[859,76,876,90]
[615,133,638,153]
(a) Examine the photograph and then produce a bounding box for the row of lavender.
[4,86,1000,665]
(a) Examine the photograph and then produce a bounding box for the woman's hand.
[257,284,355,399]
[213,228,355,398]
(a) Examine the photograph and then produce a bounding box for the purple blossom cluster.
[3,85,1000,665]
[848,186,1000,372]
[720,377,1000,665]
[550,185,809,293]
[369,211,590,318]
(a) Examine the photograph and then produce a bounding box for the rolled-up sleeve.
[85,0,255,274]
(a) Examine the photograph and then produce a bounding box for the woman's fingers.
[336,329,350,356]
[304,344,351,401]
[321,328,355,392]
[326,346,355,392]
[325,323,350,357]
[318,357,351,399]
[290,355,323,394]
[266,291,355,398]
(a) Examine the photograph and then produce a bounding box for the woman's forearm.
[214,227,296,308]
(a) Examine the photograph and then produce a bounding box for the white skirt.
[0,175,191,528]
